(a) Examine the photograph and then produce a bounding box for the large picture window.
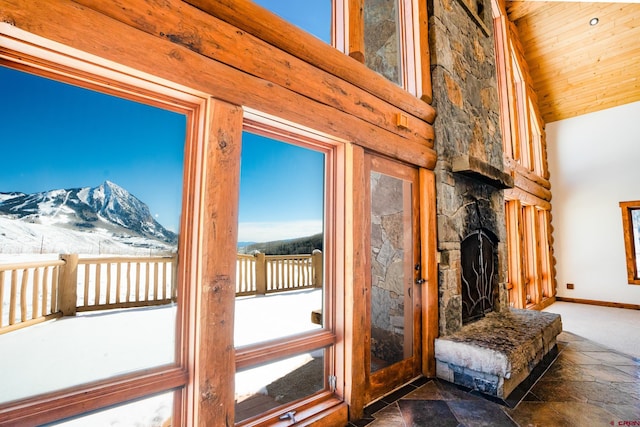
[233,115,344,425]
[0,33,207,426]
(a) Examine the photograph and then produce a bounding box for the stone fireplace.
[427,0,562,401]
[436,166,511,336]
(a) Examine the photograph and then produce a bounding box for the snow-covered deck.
[0,288,323,423]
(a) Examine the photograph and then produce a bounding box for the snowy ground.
[0,288,323,426]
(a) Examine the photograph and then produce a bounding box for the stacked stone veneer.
[429,0,508,336]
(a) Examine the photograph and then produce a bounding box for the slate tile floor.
[348,332,640,426]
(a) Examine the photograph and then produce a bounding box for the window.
[233,113,344,425]
[361,0,419,92]
[252,0,333,44]
[44,392,174,426]
[619,201,640,285]
[494,4,555,310]
[504,200,554,308]
[253,0,422,93]
[0,31,207,425]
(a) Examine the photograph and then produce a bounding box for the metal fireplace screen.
[461,230,496,324]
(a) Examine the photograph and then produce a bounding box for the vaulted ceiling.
[505,1,640,123]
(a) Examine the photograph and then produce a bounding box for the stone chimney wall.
[428,0,510,335]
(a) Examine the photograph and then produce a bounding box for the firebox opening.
[461,228,498,324]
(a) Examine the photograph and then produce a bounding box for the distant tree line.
[245,233,323,255]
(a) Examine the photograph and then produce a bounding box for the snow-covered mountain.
[0,181,177,254]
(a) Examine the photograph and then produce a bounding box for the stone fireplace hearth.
[434,308,561,400]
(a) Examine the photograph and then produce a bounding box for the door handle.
[415,278,425,285]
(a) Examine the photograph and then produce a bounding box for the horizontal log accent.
[503,155,551,190]
[505,187,551,210]
[185,0,437,124]
[528,296,556,311]
[73,0,434,148]
[0,4,436,170]
[512,172,552,202]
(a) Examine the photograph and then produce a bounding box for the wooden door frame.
[346,152,438,422]
[363,153,422,402]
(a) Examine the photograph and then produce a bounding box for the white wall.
[547,100,640,305]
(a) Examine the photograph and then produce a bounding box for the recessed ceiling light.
[589,17,599,26]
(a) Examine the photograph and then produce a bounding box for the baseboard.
[556,296,640,311]
[529,296,556,311]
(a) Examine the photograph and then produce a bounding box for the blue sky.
[238,0,329,242]
[254,0,331,43]
[238,133,325,242]
[0,65,186,232]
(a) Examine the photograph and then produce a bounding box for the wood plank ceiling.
[506,1,640,123]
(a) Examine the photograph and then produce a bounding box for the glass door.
[365,153,421,400]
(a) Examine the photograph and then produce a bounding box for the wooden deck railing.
[69,254,178,314]
[0,259,65,334]
[235,251,322,297]
[0,254,177,334]
[1,250,320,334]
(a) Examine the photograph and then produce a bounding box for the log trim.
[192,99,243,424]
[344,144,367,421]
[420,169,438,377]
[0,3,436,170]
[619,201,640,285]
[184,0,436,123]
[74,0,434,149]
[503,156,551,190]
[505,188,551,211]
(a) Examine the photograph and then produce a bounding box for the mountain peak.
[102,179,121,189]
[0,182,177,247]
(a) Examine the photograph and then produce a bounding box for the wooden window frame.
[347,0,423,97]
[493,1,555,311]
[505,199,555,309]
[619,201,640,285]
[233,110,346,425]
[0,26,208,426]
[505,199,524,308]
[529,99,545,176]
[537,208,553,298]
